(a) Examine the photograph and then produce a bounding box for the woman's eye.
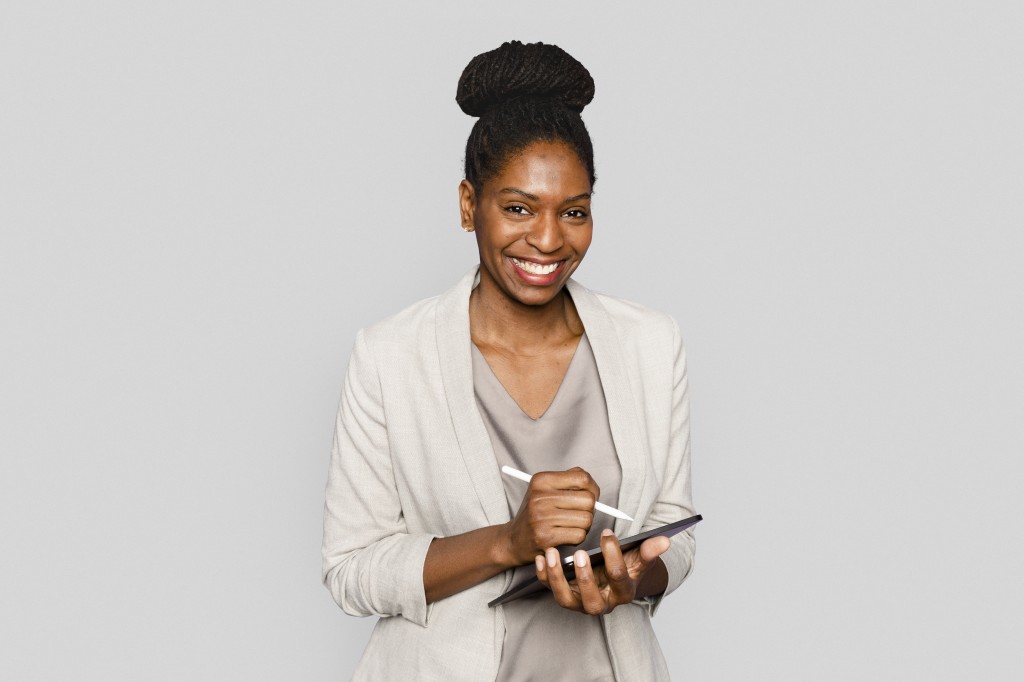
[564,209,589,219]
[504,205,528,215]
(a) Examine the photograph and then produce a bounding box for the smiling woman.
[322,41,697,681]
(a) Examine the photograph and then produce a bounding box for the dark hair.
[456,41,596,192]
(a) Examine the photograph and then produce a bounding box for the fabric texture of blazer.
[322,266,697,681]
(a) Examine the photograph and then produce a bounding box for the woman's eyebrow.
[498,188,591,203]
[498,187,539,200]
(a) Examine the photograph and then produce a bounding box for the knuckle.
[539,491,558,506]
[605,564,629,582]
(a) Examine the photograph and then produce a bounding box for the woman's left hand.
[535,528,671,615]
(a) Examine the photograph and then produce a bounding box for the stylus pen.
[500,465,634,521]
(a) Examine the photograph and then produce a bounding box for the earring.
[462,225,474,233]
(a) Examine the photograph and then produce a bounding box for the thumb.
[638,536,671,564]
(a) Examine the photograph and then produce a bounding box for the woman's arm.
[424,468,602,604]
[644,318,697,605]
[324,330,607,616]
[423,525,510,604]
[322,330,438,626]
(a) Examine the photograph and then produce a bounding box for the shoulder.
[570,279,682,346]
[359,294,441,349]
[347,295,446,382]
[352,267,475,361]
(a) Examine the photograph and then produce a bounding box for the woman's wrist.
[424,523,523,604]
[490,521,520,570]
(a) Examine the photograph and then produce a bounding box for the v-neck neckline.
[472,334,587,422]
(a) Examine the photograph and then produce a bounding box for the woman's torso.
[473,334,620,682]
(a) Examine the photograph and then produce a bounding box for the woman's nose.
[524,212,564,253]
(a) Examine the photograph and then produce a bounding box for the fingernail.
[535,556,544,572]
[601,529,614,537]
[546,548,558,568]
[575,550,587,567]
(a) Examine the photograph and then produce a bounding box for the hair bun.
[456,41,595,117]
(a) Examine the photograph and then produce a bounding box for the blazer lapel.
[567,278,649,537]
[435,266,510,526]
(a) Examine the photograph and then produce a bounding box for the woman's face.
[459,139,593,308]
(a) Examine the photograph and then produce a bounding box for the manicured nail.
[546,548,558,568]
[601,529,614,537]
[535,556,544,572]
[575,550,587,567]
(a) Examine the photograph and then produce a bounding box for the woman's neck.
[469,277,583,358]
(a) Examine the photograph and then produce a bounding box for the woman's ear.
[458,179,476,232]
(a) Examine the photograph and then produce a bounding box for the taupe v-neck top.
[471,334,621,682]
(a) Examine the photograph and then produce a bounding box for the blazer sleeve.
[321,328,436,627]
[639,317,697,616]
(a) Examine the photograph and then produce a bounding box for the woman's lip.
[510,256,562,266]
[509,256,565,285]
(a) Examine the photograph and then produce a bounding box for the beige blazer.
[322,267,697,681]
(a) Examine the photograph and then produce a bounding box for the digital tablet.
[488,514,703,607]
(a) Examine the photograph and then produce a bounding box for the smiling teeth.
[512,258,560,275]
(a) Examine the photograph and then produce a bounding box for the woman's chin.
[507,284,565,307]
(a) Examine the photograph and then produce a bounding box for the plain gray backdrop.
[2,1,1022,680]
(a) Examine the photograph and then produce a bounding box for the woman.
[322,41,696,681]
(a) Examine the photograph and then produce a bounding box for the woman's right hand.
[502,467,600,567]
[423,467,600,603]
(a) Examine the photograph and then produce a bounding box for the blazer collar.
[566,278,649,536]
[435,267,508,526]
[435,266,648,535]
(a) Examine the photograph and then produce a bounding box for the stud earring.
[462,225,474,233]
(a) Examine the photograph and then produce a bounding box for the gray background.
[2,1,1021,679]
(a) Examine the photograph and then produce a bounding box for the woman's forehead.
[488,141,591,195]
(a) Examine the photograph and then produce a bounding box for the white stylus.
[500,465,634,521]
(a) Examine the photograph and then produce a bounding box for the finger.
[620,536,672,581]
[566,467,601,501]
[535,554,548,586]
[638,535,671,564]
[543,508,595,530]
[531,489,598,513]
[524,518,591,551]
[533,469,600,499]
[572,550,609,616]
[599,529,634,605]
[544,547,581,610]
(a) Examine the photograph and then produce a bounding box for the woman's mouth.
[510,257,565,285]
